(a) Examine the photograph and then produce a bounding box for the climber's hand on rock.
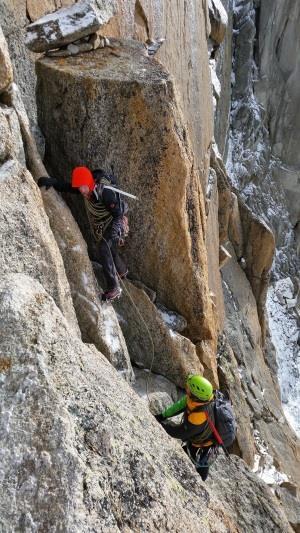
[38,176,58,190]
[154,414,165,424]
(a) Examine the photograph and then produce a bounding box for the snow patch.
[71,244,83,252]
[267,279,300,436]
[252,430,289,487]
[101,306,122,355]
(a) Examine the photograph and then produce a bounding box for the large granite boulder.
[2,82,131,378]
[0,159,79,336]
[36,39,217,374]
[0,272,236,532]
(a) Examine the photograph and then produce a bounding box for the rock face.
[238,200,275,339]
[0,272,295,533]
[42,188,133,379]
[0,25,13,92]
[133,367,180,403]
[26,0,75,23]
[0,159,80,337]
[1,0,300,529]
[1,78,132,378]
[223,0,298,273]
[221,251,300,520]
[210,454,293,533]
[25,1,113,53]
[36,40,217,377]
[113,279,203,388]
[0,273,236,532]
[257,0,300,226]
[156,302,187,333]
[213,0,233,157]
[0,104,25,165]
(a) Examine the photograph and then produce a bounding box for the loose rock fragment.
[25,1,113,53]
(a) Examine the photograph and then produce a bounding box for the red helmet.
[72,167,95,191]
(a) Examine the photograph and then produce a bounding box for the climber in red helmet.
[38,166,129,302]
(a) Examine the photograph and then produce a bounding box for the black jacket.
[38,175,127,242]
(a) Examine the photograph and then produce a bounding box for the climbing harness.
[185,444,219,469]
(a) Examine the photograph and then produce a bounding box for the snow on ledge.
[267,278,300,436]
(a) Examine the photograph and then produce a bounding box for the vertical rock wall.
[257,0,300,227]
[36,42,218,382]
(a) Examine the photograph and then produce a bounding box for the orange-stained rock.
[208,0,228,45]
[26,0,57,22]
[239,199,275,341]
[196,341,219,388]
[26,0,75,22]
[211,143,232,244]
[205,168,225,333]
[36,40,217,374]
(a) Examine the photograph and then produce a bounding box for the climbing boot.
[101,287,122,302]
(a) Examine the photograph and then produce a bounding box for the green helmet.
[186,375,213,401]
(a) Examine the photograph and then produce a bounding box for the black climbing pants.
[98,226,127,290]
[185,443,212,482]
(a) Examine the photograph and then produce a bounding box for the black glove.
[154,414,165,424]
[38,176,59,190]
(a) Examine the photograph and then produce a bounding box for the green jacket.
[161,394,215,445]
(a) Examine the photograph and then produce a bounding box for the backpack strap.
[205,412,230,458]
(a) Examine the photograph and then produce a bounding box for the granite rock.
[0,272,237,533]
[25,1,114,53]
[0,25,13,93]
[0,159,79,336]
[36,40,217,373]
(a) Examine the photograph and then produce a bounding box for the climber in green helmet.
[155,374,218,481]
